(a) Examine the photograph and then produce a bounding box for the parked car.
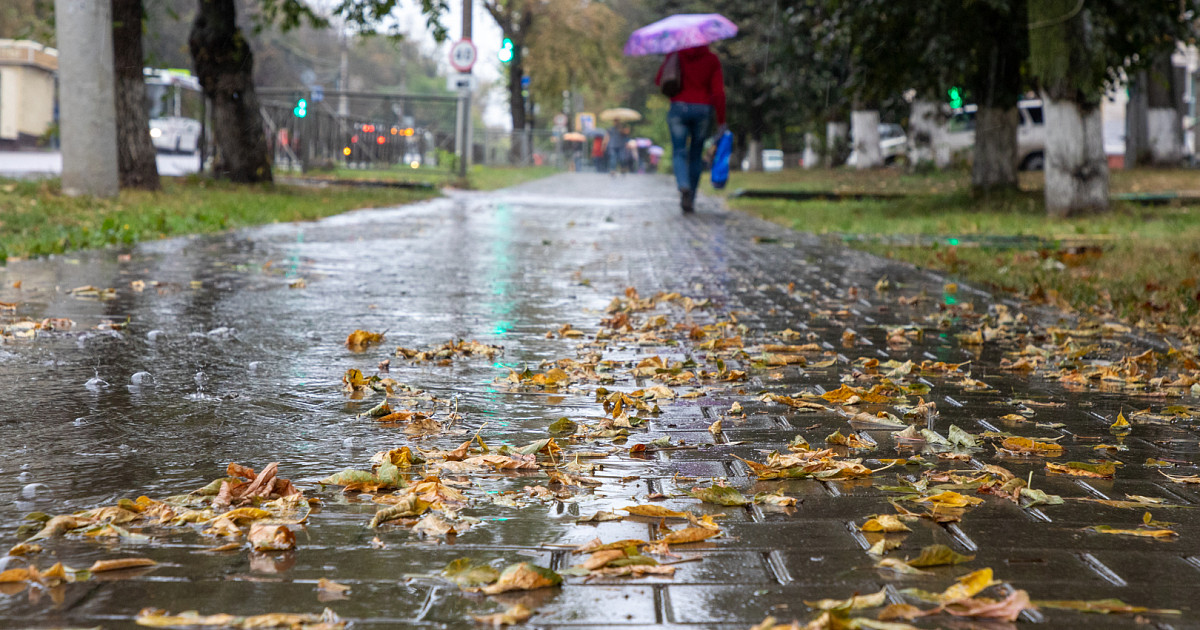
[740,149,787,171]
[943,99,1045,170]
[846,123,908,166]
[761,149,784,172]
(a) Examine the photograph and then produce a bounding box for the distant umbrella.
[648,146,665,156]
[624,13,738,56]
[562,132,587,142]
[599,108,642,123]
[634,137,653,148]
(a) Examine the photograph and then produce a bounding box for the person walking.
[591,131,608,173]
[657,44,726,213]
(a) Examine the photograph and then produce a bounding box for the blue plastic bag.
[710,130,734,190]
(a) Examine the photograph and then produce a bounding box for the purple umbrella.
[624,13,738,56]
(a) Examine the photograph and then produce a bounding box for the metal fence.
[257,88,463,174]
[256,88,580,174]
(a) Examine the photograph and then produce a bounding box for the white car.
[943,100,1045,170]
[762,149,784,172]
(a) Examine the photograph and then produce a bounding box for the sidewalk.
[0,173,1197,628]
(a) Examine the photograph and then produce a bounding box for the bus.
[144,68,202,154]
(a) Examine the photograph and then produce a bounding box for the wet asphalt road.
[1,173,1199,628]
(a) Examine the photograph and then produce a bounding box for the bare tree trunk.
[1146,51,1183,165]
[188,0,272,183]
[825,121,849,167]
[968,0,1025,191]
[850,109,881,169]
[971,106,1018,191]
[112,0,160,190]
[1125,70,1150,167]
[1042,95,1108,217]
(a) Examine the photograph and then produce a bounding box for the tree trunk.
[907,99,940,169]
[112,0,160,190]
[1042,94,1108,217]
[1125,70,1150,167]
[1029,1,1108,214]
[968,0,1025,190]
[188,0,272,183]
[802,132,819,169]
[1146,51,1182,165]
[850,109,881,169]
[825,121,849,167]
[746,136,762,171]
[54,0,120,197]
[971,106,1018,191]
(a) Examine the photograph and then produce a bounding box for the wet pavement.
[1,173,1199,628]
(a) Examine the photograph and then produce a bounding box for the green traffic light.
[947,87,963,109]
[498,38,514,64]
[294,98,308,118]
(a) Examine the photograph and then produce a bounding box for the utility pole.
[55,0,119,197]
[458,0,473,179]
[338,29,349,117]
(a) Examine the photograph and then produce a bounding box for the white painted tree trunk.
[747,137,763,171]
[1042,94,1108,217]
[55,0,119,197]
[826,121,849,167]
[907,100,941,168]
[803,132,819,169]
[851,109,882,169]
[1147,108,1183,164]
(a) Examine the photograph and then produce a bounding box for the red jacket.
[656,46,726,124]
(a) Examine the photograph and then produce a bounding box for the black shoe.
[681,190,695,213]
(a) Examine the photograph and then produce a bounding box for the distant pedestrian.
[591,132,607,172]
[656,45,726,213]
[607,124,630,174]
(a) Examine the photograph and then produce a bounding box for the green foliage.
[1029,0,1194,104]
[253,0,450,41]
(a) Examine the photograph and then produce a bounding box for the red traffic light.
[376,136,386,145]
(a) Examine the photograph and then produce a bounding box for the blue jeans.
[667,102,713,192]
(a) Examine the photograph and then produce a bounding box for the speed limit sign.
[448,39,477,73]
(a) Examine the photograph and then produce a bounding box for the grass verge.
[291,164,560,191]
[0,176,439,262]
[717,168,1200,330]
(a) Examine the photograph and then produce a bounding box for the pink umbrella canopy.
[624,13,738,56]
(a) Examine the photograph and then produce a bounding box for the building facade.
[0,39,58,149]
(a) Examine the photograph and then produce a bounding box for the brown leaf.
[654,526,721,545]
[860,514,911,533]
[347,329,385,351]
[479,563,562,595]
[249,524,296,551]
[622,505,690,519]
[89,558,157,572]
[472,603,533,626]
[317,578,352,601]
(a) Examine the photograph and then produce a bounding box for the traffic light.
[947,86,963,109]
[498,37,514,64]
[293,97,308,118]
